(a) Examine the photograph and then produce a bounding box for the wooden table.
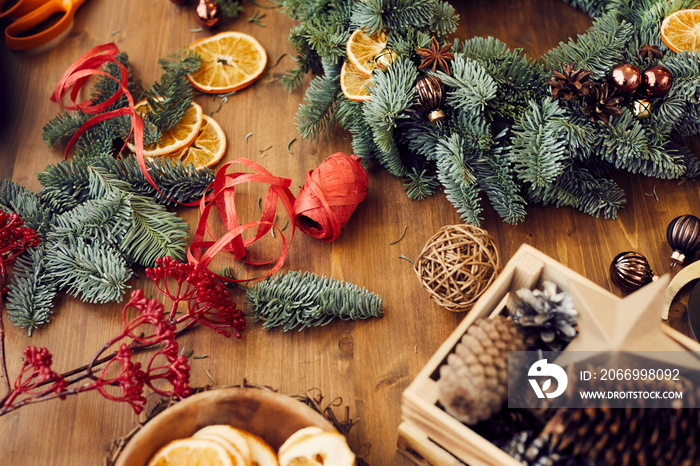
[1,1,698,464]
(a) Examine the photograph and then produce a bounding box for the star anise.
[415,37,455,75]
[639,43,664,60]
[583,83,622,125]
[548,62,593,101]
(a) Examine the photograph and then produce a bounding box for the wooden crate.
[398,243,700,465]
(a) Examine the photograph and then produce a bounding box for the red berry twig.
[0,255,246,417]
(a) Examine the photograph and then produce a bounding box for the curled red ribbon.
[292,152,369,242]
[187,159,297,282]
[50,43,160,201]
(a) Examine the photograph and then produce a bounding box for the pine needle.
[287,138,296,153]
[390,226,408,245]
[204,368,217,385]
[245,132,253,143]
[398,254,414,264]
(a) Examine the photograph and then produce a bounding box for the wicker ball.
[414,224,500,312]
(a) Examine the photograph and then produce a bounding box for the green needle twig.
[398,254,414,264]
[390,226,408,245]
[287,138,296,153]
[248,10,267,27]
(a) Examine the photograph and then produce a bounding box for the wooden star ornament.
[561,274,687,352]
[415,37,454,75]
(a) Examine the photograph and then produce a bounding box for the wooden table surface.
[1,1,699,465]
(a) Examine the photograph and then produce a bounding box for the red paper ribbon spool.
[292,153,369,242]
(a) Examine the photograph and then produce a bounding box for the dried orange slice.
[346,28,388,75]
[128,100,203,157]
[661,9,700,52]
[193,425,251,466]
[168,114,227,169]
[188,31,267,94]
[277,431,355,466]
[340,61,372,102]
[147,437,235,466]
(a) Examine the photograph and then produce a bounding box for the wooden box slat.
[399,243,700,466]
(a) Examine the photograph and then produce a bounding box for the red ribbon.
[187,159,297,282]
[292,152,369,242]
[50,43,160,201]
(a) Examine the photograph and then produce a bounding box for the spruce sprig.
[246,271,384,331]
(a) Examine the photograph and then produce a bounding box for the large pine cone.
[437,316,526,425]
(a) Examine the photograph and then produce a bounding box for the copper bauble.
[195,0,222,29]
[641,65,672,97]
[610,251,655,291]
[667,214,700,264]
[415,75,445,123]
[608,63,641,95]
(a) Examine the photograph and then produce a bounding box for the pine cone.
[436,316,527,425]
[510,281,578,351]
[548,63,593,101]
[503,430,596,466]
[583,83,622,125]
[543,376,700,466]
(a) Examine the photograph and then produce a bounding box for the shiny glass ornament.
[415,75,445,123]
[641,65,672,97]
[667,214,700,264]
[195,0,222,29]
[609,251,655,291]
[608,63,641,95]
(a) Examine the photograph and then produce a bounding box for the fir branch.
[403,168,440,200]
[5,244,57,335]
[85,167,190,267]
[362,58,418,176]
[42,111,92,147]
[435,133,483,225]
[47,193,132,247]
[542,12,635,81]
[440,56,498,118]
[0,180,51,237]
[593,109,687,178]
[246,271,383,332]
[296,62,342,141]
[45,236,132,304]
[511,98,569,188]
[473,131,527,225]
[214,0,244,19]
[38,153,213,208]
[143,50,202,134]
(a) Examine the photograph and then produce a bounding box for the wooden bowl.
[115,387,335,466]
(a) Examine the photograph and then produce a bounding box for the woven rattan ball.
[414,224,500,312]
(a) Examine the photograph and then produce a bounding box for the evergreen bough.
[281,0,700,225]
[0,51,212,335]
[245,271,384,331]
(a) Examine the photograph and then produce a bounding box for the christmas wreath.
[280,0,700,225]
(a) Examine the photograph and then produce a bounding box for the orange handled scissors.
[2,0,90,51]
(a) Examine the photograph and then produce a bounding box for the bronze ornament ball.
[608,63,641,95]
[641,65,672,98]
[609,251,655,291]
[195,0,222,28]
[414,224,500,312]
[667,214,700,265]
[415,74,446,123]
